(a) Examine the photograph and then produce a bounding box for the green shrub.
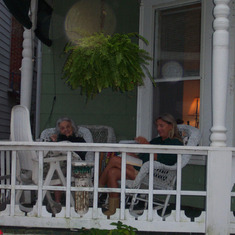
[80,221,138,235]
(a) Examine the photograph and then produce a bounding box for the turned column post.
[20,0,38,111]
[20,29,34,110]
[210,0,230,147]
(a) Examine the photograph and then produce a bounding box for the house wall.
[0,0,12,140]
[39,0,140,141]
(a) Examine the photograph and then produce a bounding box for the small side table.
[72,161,94,214]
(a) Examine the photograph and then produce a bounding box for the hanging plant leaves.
[62,32,154,98]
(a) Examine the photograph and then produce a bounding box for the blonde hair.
[156,113,182,141]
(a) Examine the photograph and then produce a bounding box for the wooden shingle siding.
[0,0,12,140]
[0,39,11,56]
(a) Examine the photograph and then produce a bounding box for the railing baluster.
[10,151,17,216]
[6,150,11,198]
[66,151,72,217]
[120,152,127,219]
[176,154,182,222]
[148,153,154,221]
[92,151,100,218]
[37,151,44,216]
[0,151,5,201]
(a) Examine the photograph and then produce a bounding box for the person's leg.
[99,156,122,186]
[106,167,121,198]
[107,165,136,197]
[54,189,62,203]
[99,157,121,206]
[103,165,136,216]
[103,167,120,215]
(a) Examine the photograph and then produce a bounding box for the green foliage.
[80,221,138,235]
[62,32,153,98]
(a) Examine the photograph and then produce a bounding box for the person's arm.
[135,136,158,161]
[135,136,150,144]
[126,136,148,158]
[154,153,157,161]
[50,134,57,142]
[127,153,139,158]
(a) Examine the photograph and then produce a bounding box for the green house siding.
[40,0,139,141]
[181,164,206,209]
[182,164,235,211]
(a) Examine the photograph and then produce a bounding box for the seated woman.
[99,113,183,216]
[50,117,87,204]
[50,117,87,160]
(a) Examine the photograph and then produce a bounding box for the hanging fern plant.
[62,32,154,98]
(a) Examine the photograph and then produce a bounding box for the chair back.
[40,126,93,141]
[40,125,95,161]
[40,125,117,162]
[177,124,201,167]
[39,128,56,142]
[10,105,38,183]
[81,125,116,143]
[40,125,116,143]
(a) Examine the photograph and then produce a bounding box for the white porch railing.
[0,141,234,234]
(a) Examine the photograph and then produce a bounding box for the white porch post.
[20,0,38,111]
[136,0,153,139]
[210,0,230,147]
[208,1,231,234]
[20,28,33,111]
[206,149,232,235]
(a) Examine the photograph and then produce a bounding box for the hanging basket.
[62,32,154,98]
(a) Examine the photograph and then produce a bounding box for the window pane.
[154,3,201,79]
[152,80,200,137]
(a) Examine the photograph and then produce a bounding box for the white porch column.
[20,0,38,111]
[210,0,230,147]
[206,149,232,235]
[20,28,34,111]
[136,0,153,140]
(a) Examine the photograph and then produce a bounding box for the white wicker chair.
[126,124,201,217]
[40,125,116,143]
[79,125,116,143]
[40,125,116,173]
[40,126,95,162]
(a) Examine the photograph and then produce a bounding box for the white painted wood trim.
[136,0,154,139]
[210,0,230,146]
[20,0,38,111]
